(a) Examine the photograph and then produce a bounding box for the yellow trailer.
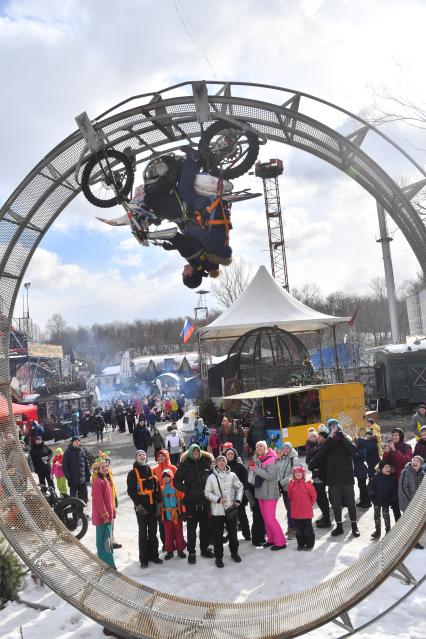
[224,382,365,448]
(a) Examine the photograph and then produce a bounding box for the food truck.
[224,382,365,448]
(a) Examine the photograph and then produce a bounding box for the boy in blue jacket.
[367,460,398,539]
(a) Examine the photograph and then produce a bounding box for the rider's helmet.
[182,269,204,289]
[143,153,183,187]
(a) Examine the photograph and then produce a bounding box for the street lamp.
[23,282,31,318]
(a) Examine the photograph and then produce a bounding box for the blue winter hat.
[282,442,292,450]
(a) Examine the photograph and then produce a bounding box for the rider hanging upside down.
[128,153,232,289]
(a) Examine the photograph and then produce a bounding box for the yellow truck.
[225,382,365,448]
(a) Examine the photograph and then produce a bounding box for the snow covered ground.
[0,427,424,639]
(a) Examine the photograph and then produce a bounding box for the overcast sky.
[1,0,425,330]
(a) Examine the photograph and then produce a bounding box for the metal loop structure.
[0,80,425,638]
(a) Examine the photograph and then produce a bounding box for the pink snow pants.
[258,499,287,547]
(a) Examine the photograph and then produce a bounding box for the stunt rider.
[128,153,232,280]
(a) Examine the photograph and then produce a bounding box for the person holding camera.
[204,455,244,567]
[313,419,359,538]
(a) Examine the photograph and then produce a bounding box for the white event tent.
[201,265,351,341]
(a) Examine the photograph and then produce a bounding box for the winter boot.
[178,551,186,559]
[215,558,224,568]
[351,522,360,538]
[231,553,242,563]
[201,548,214,559]
[316,517,332,528]
[188,553,196,565]
[331,522,344,537]
[164,552,174,560]
[371,529,381,539]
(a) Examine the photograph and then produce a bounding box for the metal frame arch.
[0,80,425,639]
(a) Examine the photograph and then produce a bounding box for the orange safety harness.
[194,195,231,246]
[134,466,157,505]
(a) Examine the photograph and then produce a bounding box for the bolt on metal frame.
[0,80,425,639]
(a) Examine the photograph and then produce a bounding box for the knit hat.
[135,449,147,461]
[222,442,234,451]
[413,455,425,465]
[365,429,373,436]
[225,447,238,460]
[421,425,426,433]
[162,468,174,478]
[71,436,81,442]
[417,403,426,410]
[216,455,227,463]
[292,465,306,477]
[366,418,375,425]
[54,447,63,455]
[378,459,391,471]
[391,427,405,441]
[318,431,329,440]
[317,424,328,434]
[282,442,293,450]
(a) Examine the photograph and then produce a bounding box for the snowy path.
[1,428,424,638]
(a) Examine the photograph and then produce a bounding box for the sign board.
[27,342,63,359]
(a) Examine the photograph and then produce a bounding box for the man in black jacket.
[312,420,360,538]
[127,449,163,568]
[173,444,214,564]
[307,430,332,528]
[62,436,91,503]
[225,448,251,540]
[29,436,54,488]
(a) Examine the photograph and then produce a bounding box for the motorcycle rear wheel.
[198,120,260,179]
[81,149,134,208]
[57,500,89,540]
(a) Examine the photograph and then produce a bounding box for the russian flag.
[180,318,195,344]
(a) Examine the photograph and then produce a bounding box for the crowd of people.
[24,401,426,575]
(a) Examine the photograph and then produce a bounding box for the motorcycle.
[40,485,88,541]
[80,117,262,209]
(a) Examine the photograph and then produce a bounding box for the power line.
[172,1,217,78]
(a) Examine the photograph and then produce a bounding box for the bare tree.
[211,258,253,308]
[46,313,68,343]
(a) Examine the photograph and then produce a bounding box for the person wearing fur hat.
[92,460,116,569]
[248,441,287,550]
[51,447,67,495]
[382,428,412,482]
[204,455,244,567]
[287,466,317,550]
[307,430,332,528]
[367,460,398,539]
[160,468,186,560]
[409,403,426,440]
[312,420,360,538]
[127,450,163,568]
[173,444,215,564]
[225,447,251,540]
[413,425,426,460]
[277,442,301,539]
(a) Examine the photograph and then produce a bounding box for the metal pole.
[332,325,342,383]
[376,202,400,344]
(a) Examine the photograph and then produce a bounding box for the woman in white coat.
[205,455,244,567]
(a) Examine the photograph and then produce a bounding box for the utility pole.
[255,159,289,290]
[376,202,400,344]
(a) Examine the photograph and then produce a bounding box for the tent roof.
[202,266,351,341]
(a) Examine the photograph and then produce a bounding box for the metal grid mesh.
[0,83,425,639]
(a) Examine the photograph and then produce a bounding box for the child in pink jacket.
[287,466,317,551]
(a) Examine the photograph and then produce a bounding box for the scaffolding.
[194,290,210,398]
[255,159,289,290]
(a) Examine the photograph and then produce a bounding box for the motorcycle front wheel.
[57,500,89,540]
[198,120,260,179]
[81,149,134,208]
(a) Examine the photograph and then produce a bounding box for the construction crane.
[255,159,289,291]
